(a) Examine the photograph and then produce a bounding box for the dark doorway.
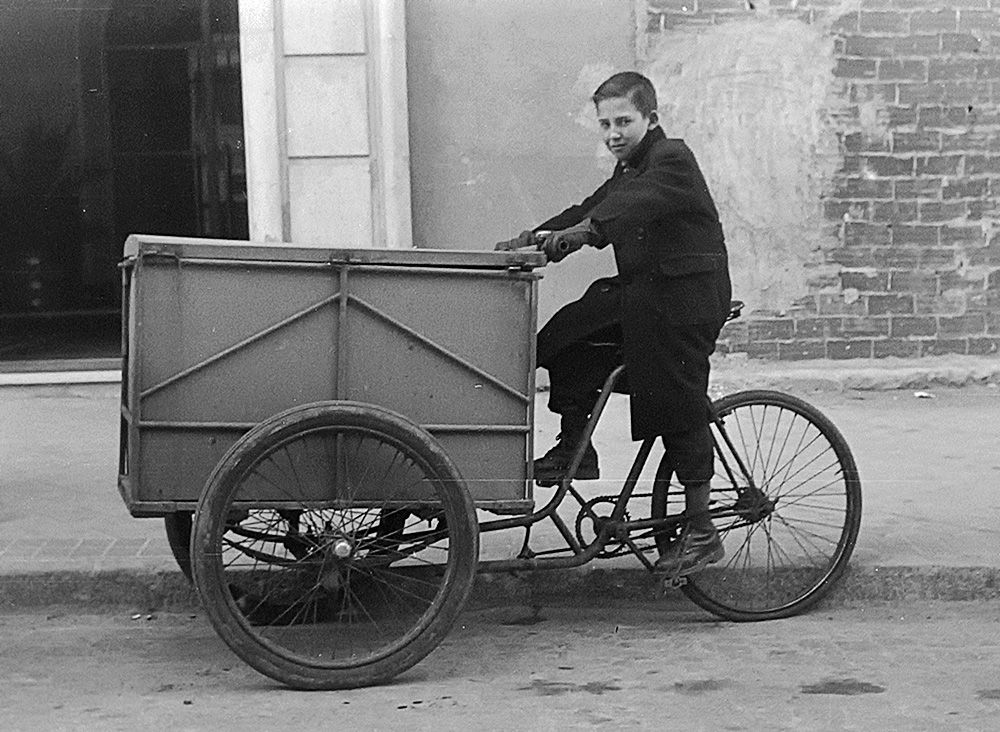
[0,0,247,365]
[107,48,200,244]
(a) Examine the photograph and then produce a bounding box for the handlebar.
[515,230,551,251]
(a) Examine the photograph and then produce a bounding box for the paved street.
[2,363,1000,729]
[1,599,999,731]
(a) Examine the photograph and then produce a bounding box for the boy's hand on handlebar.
[540,219,601,262]
[494,230,537,251]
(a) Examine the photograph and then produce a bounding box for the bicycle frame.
[476,364,759,575]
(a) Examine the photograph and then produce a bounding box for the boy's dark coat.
[536,126,732,439]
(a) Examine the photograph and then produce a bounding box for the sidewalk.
[2,353,999,608]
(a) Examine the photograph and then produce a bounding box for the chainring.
[574,495,632,558]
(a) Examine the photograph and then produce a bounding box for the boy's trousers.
[537,277,720,484]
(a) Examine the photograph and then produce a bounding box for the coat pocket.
[657,254,720,277]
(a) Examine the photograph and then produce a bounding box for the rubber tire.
[163,513,193,582]
[652,390,862,621]
[191,401,479,690]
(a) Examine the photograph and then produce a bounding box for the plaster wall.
[405,0,636,325]
[645,17,842,316]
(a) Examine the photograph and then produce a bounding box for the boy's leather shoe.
[654,524,724,576]
[534,439,599,486]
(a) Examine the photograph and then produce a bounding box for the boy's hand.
[494,230,537,251]
[540,219,601,262]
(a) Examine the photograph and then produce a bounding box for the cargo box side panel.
[124,245,536,510]
[119,262,141,506]
[136,260,339,424]
[129,257,340,505]
[346,269,534,396]
[431,433,528,506]
[342,306,526,425]
[225,429,437,504]
[137,426,438,505]
[343,268,533,504]
[137,431,241,504]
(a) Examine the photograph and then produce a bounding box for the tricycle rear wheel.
[651,390,861,621]
[191,401,479,690]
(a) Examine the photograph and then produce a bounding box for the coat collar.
[615,125,666,175]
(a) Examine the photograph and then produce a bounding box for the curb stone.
[474,565,1000,606]
[708,354,1000,393]
[0,571,199,612]
[533,354,1000,394]
[3,565,999,612]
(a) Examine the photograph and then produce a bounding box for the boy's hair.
[592,72,657,117]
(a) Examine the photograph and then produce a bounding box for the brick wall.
[647,0,1000,360]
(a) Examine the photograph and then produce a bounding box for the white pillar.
[237,0,413,248]
[237,0,285,243]
[368,0,413,248]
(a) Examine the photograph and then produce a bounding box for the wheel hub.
[733,486,775,523]
[332,538,353,559]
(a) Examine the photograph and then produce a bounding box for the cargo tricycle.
[118,235,861,690]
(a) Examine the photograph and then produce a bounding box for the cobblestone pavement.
[0,599,999,731]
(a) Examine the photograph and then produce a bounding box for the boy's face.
[596,96,657,163]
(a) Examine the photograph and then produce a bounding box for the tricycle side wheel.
[163,512,193,582]
[651,390,862,621]
[191,401,479,690]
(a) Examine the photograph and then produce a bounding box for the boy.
[496,71,732,576]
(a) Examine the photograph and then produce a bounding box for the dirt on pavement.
[1,598,999,732]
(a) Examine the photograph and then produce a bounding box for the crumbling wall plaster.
[645,17,843,314]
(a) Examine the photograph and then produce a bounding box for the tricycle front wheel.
[191,401,479,690]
